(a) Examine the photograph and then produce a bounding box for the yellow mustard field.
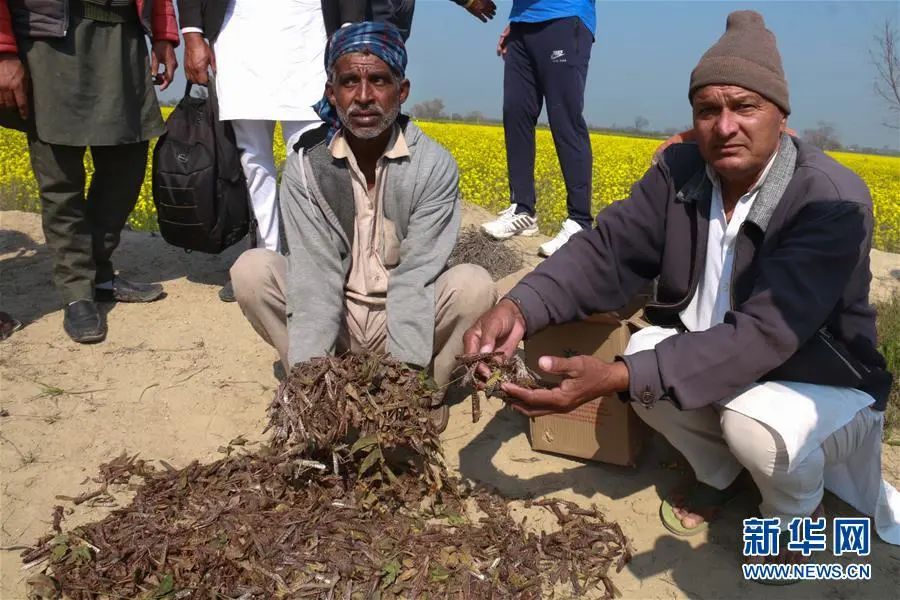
[1,118,898,251]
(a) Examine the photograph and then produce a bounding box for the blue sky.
[165,1,900,150]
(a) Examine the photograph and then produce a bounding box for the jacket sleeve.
[339,0,367,22]
[176,0,202,31]
[323,0,366,38]
[385,148,461,368]
[281,151,347,367]
[623,196,871,410]
[506,161,671,336]
[0,1,17,54]
[152,0,180,45]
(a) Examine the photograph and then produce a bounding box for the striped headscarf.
[313,21,408,143]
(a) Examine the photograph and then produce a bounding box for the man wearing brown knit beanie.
[464,9,900,576]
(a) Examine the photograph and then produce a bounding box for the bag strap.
[182,76,216,103]
[206,74,222,119]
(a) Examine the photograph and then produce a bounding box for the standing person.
[0,0,178,343]
[178,0,327,301]
[481,0,596,257]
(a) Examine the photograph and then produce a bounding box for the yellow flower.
[1,115,898,253]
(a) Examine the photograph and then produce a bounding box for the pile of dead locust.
[23,353,631,599]
[448,226,524,280]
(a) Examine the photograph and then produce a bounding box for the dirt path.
[1,208,899,599]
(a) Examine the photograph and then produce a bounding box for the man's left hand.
[465,0,497,23]
[150,40,178,91]
[502,355,630,417]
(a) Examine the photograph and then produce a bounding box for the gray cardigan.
[280,120,460,368]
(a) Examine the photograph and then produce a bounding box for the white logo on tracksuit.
[550,49,567,62]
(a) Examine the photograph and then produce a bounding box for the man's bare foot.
[671,497,715,530]
[660,475,749,536]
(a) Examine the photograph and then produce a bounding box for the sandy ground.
[1,207,899,599]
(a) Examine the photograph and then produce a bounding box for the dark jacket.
[339,1,467,41]
[5,0,179,44]
[177,0,367,42]
[507,135,892,411]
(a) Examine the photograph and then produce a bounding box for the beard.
[336,101,400,140]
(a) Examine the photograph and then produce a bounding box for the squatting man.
[231,22,497,433]
[464,10,900,570]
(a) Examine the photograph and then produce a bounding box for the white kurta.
[627,158,900,544]
[213,0,327,121]
[679,154,775,332]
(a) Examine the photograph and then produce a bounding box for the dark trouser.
[368,0,415,41]
[503,17,593,228]
[27,135,149,304]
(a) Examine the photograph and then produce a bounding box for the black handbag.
[151,81,250,254]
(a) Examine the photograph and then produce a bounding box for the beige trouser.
[230,249,498,386]
[634,398,880,527]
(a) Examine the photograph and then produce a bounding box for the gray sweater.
[280,120,460,368]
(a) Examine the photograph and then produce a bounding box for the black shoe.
[273,360,287,381]
[218,280,236,303]
[0,311,23,341]
[95,276,164,303]
[64,300,106,344]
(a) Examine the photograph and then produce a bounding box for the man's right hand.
[184,32,215,85]
[0,53,28,119]
[497,24,510,57]
[465,0,497,23]
[462,298,528,378]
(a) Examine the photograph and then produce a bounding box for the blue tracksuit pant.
[503,16,594,228]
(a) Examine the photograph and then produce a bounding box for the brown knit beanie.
[689,11,790,114]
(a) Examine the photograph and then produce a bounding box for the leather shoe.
[0,311,22,341]
[64,300,106,343]
[95,276,164,303]
[218,280,236,303]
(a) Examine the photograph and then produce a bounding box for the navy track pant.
[503,16,594,228]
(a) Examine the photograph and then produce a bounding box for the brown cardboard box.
[524,317,647,467]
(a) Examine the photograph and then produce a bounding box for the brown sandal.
[660,480,743,536]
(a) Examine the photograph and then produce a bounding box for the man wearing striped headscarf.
[230,22,497,432]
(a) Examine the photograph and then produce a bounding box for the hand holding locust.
[462,299,630,417]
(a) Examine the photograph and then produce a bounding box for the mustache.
[347,104,384,116]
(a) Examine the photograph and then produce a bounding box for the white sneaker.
[481,205,539,240]
[538,219,586,257]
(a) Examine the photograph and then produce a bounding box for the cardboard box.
[524,317,647,467]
